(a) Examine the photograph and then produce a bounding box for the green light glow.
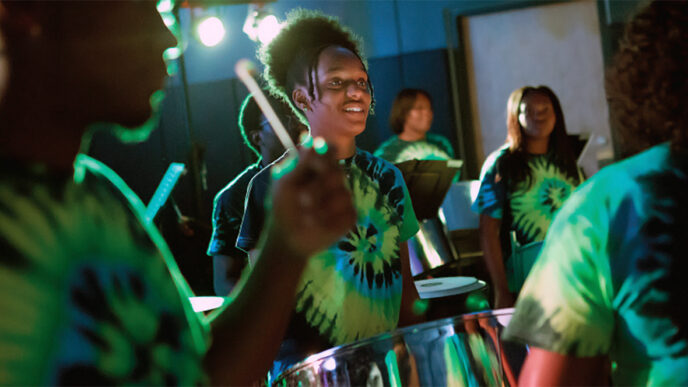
[162,47,181,77]
[385,350,401,387]
[198,17,225,47]
[156,0,173,14]
[412,298,429,316]
[156,0,182,76]
[464,292,490,312]
[84,89,165,147]
[256,15,282,45]
[301,134,314,149]
[313,137,328,155]
[271,153,298,180]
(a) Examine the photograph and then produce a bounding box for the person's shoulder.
[481,144,510,169]
[427,133,450,143]
[562,144,670,217]
[373,136,400,156]
[611,143,670,177]
[357,148,399,171]
[589,143,669,191]
[377,136,398,146]
[213,163,261,204]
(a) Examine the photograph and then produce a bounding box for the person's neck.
[313,133,355,160]
[398,128,426,142]
[261,150,281,166]
[0,103,86,172]
[333,140,356,160]
[524,137,549,155]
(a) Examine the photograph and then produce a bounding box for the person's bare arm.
[478,214,513,308]
[204,147,356,385]
[397,242,425,327]
[519,347,608,386]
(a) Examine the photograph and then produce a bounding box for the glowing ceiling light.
[197,16,225,47]
[243,4,282,45]
[256,15,282,45]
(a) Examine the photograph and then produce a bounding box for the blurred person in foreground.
[0,2,355,385]
[503,1,688,385]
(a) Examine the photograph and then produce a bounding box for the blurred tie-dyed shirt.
[504,143,688,385]
[0,155,208,385]
[374,133,455,164]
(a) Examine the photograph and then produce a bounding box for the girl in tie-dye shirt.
[237,9,423,380]
[472,86,583,308]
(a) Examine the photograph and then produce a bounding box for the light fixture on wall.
[242,3,283,45]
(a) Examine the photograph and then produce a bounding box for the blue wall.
[179,0,461,84]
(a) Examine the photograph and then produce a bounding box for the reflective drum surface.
[274,308,526,387]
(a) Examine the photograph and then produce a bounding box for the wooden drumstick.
[234,59,297,151]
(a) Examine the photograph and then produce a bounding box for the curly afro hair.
[605,0,688,158]
[258,9,375,123]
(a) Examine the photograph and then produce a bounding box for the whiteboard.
[462,0,611,166]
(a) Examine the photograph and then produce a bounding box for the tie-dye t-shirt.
[503,143,688,385]
[374,133,455,164]
[472,145,582,252]
[0,155,208,385]
[237,148,419,376]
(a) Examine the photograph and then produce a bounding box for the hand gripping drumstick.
[234,59,297,151]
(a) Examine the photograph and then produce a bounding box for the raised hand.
[260,142,356,259]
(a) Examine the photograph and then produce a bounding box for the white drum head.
[414,276,483,299]
[188,296,225,312]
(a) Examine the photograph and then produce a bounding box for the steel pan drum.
[274,308,526,386]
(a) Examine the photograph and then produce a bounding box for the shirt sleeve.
[373,138,394,162]
[502,176,615,357]
[471,150,506,219]
[438,135,456,159]
[236,170,270,253]
[206,189,242,257]
[395,168,420,241]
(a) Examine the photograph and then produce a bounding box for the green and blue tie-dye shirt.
[504,143,688,385]
[374,133,455,164]
[237,148,419,375]
[0,155,208,385]
[472,145,582,251]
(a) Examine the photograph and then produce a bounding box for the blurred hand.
[262,144,356,259]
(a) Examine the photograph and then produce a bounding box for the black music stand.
[395,159,463,221]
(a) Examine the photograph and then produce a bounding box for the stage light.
[256,14,281,45]
[243,4,283,45]
[198,16,225,47]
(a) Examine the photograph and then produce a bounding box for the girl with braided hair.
[504,1,688,385]
[236,9,423,379]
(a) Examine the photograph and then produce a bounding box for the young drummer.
[237,9,424,378]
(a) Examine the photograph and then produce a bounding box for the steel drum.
[273,308,526,386]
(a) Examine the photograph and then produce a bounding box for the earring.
[301,104,308,112]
